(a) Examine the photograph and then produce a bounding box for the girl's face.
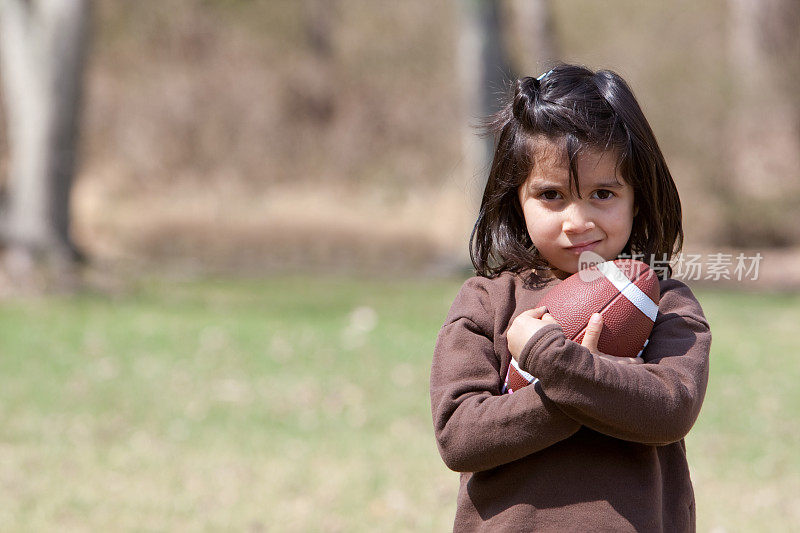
[518,141,635,279]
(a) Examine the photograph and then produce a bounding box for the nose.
[562,203,596,234]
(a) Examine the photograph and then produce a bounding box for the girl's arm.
[430,279,580,473]
[515,279,711,446]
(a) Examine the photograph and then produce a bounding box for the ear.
[633,204,639,217]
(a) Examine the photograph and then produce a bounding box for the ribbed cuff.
[518,323,564,376]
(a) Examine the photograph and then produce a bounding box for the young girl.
[430,65,711,531]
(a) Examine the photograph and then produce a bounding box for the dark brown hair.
[470,64,683,286]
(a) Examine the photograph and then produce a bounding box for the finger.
[581,313,603,353]
[542,312,557,324]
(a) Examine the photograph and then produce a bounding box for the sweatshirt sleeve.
[430,277,580,473]
[516,279,711,446]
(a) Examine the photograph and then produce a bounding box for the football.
[503,259,660,394]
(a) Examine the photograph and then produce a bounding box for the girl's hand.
[507,306,558,362]
[582,313,644,365]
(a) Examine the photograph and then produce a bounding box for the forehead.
[527,136,623,185]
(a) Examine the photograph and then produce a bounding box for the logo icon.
[577,251,605,282]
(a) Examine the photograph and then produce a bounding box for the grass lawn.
[0,275,798,531]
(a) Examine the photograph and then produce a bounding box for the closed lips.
[567,240,600,249]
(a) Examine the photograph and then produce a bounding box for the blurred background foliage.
[48,0,465,275]
[1,0,798,280]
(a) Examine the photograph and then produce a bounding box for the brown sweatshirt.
[430,270,711,532]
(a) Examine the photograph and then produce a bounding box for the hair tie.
[537,68,555,81]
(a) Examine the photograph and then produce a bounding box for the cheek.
[613,202,635,240]
[525,216,562,248]
[520,201,537,233]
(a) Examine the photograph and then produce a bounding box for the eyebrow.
[530,180,623,190]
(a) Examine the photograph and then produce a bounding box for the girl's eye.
[540,190,562,201]
[593,189,614,200]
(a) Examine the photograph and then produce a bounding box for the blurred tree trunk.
[457,0,558,196]
[726,0,800,247]
[505,0,560,74]
[0,0,90,272]
[300,0,337,123]
[457,0,514,193]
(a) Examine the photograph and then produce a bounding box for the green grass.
[0,277,798,531]
[689,289,800,531]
